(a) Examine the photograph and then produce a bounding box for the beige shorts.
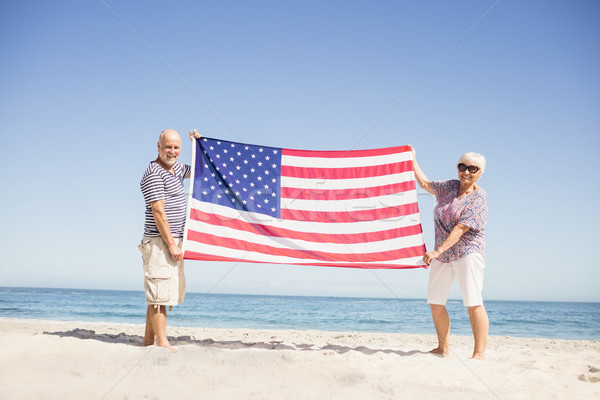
[138,237,185,306]
[427,252,485,307]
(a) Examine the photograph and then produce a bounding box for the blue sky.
[1,1,598,302]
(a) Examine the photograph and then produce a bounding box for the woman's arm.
[410,146,435,195]
[423,223,470,265]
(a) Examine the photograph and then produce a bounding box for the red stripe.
[281,180,415,201]
[184,250,426,269]
[282,146,411,158]
[281,160,412,179]
[189,208,422,244]
[186,230,426,263]
[281,203,419,222]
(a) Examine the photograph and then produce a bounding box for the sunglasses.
[457,163,480,173]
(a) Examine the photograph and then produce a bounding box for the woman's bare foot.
[429,346,450,357]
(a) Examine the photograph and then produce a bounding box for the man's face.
[157,132,181,169]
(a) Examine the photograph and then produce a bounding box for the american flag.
[183,137,427,269]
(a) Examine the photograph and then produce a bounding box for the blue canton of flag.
[193,137,282,218]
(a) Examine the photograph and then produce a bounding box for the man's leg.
[468,305,488,360]
[429,304,451,356]
[147,305,176,352]
[142,305,155,346]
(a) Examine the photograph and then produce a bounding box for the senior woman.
[412,148,489,360]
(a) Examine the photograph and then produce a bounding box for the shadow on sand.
[43,328,429,356]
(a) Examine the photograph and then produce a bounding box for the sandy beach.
[0,317,598,400]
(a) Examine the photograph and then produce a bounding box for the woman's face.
[457,161,482,185]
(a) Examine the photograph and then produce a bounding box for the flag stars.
[199,138,281,218]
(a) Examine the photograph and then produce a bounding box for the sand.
[0,317,598,400]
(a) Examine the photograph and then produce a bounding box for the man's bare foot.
[141,339,155,347]
[429,347,450,357]
[470,352,485,360]
[156,337,177,353]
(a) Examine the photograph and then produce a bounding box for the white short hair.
[457,152,487,174]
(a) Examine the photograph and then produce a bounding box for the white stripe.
[186,218,424,254]
[281,191,418,212]
[185,240,425,266]
[282,151,412,168]
[189,199,422,233]
[280,171,414,190]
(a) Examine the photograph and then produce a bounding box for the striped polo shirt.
[140,161,192,238]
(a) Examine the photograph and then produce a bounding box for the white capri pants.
[427,252,485,307]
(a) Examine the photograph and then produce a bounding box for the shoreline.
[1,317,599,399]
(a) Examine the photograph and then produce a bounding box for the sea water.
[0,287,598,340]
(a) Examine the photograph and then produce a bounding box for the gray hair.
[158,128,180,143]
[457,152,487,174]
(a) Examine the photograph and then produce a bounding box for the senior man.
[139,128,200,352]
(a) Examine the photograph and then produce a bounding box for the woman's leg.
[468,305,488,359]
[430,304,451,356]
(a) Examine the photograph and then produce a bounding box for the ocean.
[1,287,598,341]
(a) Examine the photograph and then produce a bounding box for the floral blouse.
[431,180,488,263]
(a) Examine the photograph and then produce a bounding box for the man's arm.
[185,129,203,179]
[150,199,183,261]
